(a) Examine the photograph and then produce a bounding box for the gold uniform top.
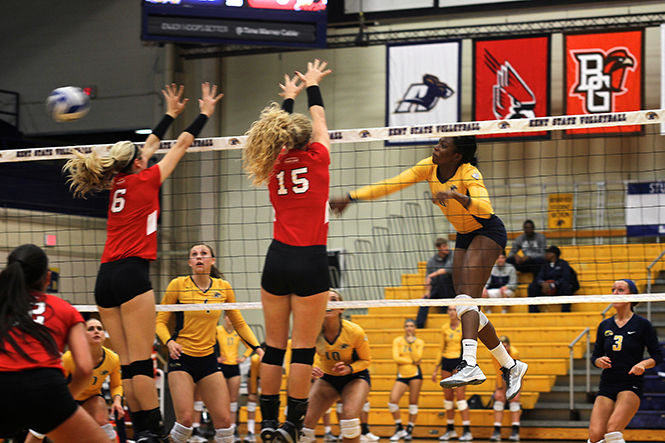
[62,346,122,401]
[493,345,520,388]
[248,353,261,394]
[350,159,494,234]
[156,276,259,357]
[435,323,463,362]
[216,326,253,365]
[314,319,371,376]
[393,336,424,378]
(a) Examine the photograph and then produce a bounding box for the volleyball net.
[1,109,665,314]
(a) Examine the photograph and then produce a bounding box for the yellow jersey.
[492,345,520,388]
[62,346,122,402]
[216,326,253,365]
[314,319,371,375]
[435,322,463,362]
[392,336,424,378]
[350,159,494,234]
[156,276,259,357]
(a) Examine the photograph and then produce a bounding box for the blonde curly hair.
[63,141,137,198]
[243,103,312,186]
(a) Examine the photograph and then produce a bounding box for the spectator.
[482,252,518,314]
[527,246,578,313]
[416,238,455,328]
[506,220,546,278]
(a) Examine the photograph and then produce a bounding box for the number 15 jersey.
[268,142,330,246]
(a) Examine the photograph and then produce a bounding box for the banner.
[473,35,550,139]
[565,30,643,135]
[661,24,665,134]
[387,40,461,143]
[626,182,665,237]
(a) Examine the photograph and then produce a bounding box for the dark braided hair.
[452,136,478,166]
[0,244,58,362]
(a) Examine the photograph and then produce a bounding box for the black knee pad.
[130,359,154,378]
[290,347,316,366]
[121,364,133,380]
[262,346,286,367]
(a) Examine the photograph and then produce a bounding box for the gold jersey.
[436,322,463,361]
[156,276,259,357]
[62,346,122,401]
[216,325,253,365]
[350,159,494,234]
[314,319,371,375]
[392,336,424,378]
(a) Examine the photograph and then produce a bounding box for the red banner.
[473,35,550,139]
[565,30,643,134]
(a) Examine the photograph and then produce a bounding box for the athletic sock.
[462,339,478,366]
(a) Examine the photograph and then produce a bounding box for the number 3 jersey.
[102,164,161,263]
[0,292,84,372]
[591,314,663,384]
[268,142,330,247]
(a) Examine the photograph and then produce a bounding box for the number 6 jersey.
[102,165,161,263]
[268,142,330,247]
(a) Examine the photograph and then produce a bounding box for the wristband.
[151,114,175,140]
[184,113,209,137]
[347,364,353,373]
[281,98,294,114]
[306,85,324,108]
[347,192,356,202]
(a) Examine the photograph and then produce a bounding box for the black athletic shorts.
[396,367,423,385]
[219,363,241,379]
[261,240,330,297]
[597,377,644,401]
[167,353,219,383]
[440,357,462,373]
[320,369,371,394]
[95,257,152,308]
[0,368,78,437]
[455,214,507,250]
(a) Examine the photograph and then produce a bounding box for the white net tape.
[72,292,665,312]
[1,109,662,163]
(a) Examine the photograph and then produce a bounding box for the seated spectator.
[527,245,578,313]
[506,220,546,279]
[416,238,455,328]
[482,252,518,314]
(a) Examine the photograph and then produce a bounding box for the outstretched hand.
[163,83,188,118]
[279,74,304,100]
[329,195,351,216]
[295,59,332,87]
[198,82,224,117]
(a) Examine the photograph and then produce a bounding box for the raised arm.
[143,84,189,162]
[279,73,304,114]
[295,59,332,149]
[157,82,224,183]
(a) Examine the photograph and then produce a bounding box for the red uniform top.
[268,142,330,246]
[0,292,84,372]
[101,165,161,263]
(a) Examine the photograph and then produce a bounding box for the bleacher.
[347,242,665,440]
[238,242,665,441]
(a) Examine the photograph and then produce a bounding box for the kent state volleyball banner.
[387,40,461,144]
[626,182,665,237]
[564,29,643,135]
[473,35,550,139]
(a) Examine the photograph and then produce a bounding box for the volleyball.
[46,86,90,122]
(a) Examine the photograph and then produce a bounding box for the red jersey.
[268,142,330,246]
[0,292,84,372]
[101,165,161,263]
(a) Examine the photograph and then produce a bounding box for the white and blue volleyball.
[46,86,90,122]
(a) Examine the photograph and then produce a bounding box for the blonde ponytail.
[63,141,137,198]
[243,103,312,186]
